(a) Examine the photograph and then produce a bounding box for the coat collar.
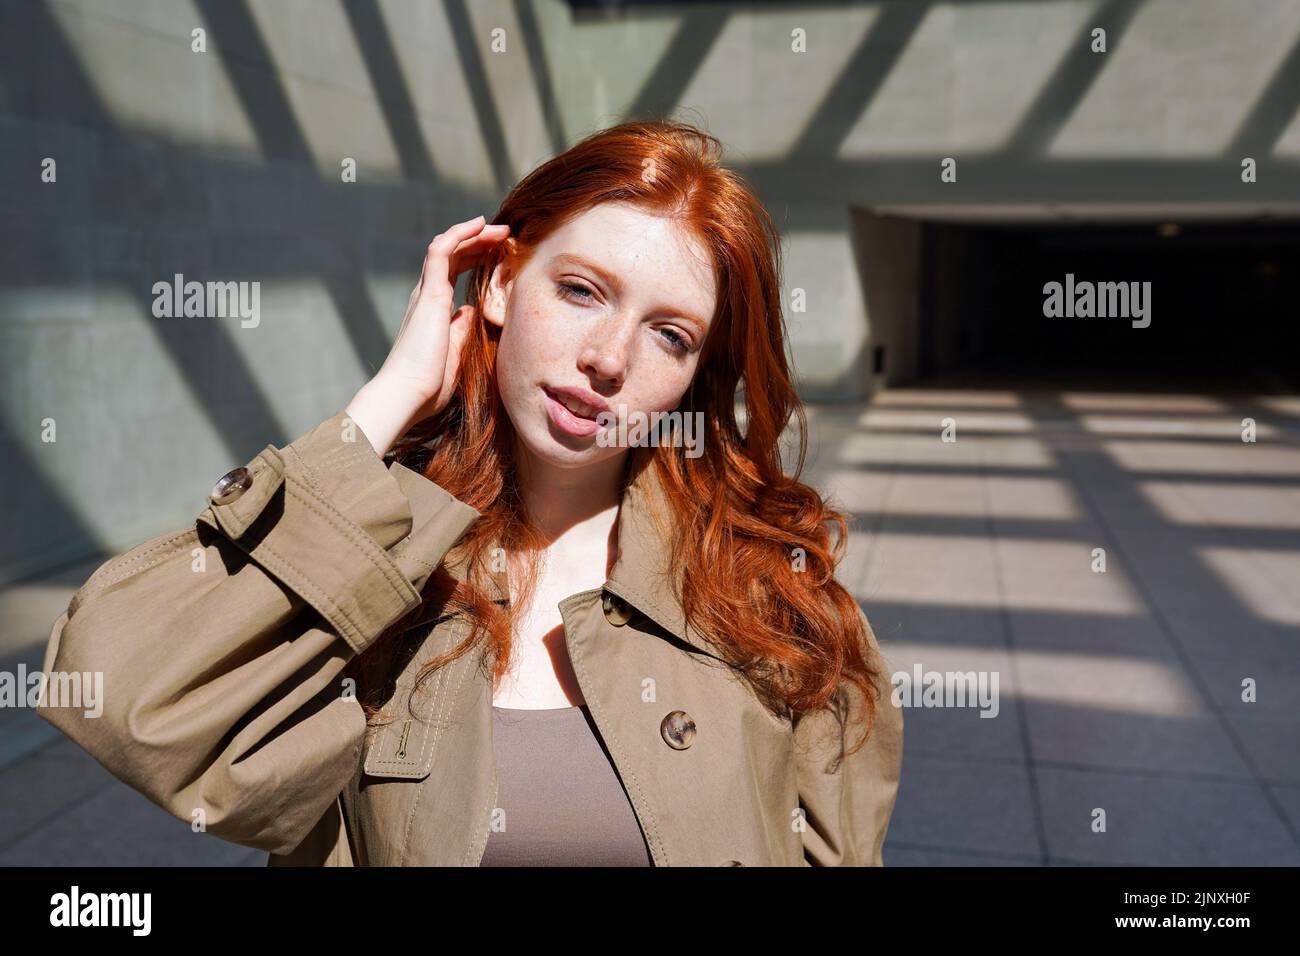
[432,454,725,661]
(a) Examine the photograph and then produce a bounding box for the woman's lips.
[542,386,603,438]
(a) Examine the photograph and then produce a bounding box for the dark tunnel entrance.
[914,218,1300,394]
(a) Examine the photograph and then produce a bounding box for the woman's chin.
[516,425,606,470]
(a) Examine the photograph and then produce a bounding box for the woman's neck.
[514,444,628,547]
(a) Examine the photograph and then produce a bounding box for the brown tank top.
[479,704,653,866]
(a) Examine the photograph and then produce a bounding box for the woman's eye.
[556,281,595,304]
[659,328,689,355]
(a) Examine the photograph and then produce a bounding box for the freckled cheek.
[499,303,571,388]
[624,368,697,417]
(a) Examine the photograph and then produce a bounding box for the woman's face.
[482,201,718,471]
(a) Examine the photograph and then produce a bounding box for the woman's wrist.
[344,376,424,458]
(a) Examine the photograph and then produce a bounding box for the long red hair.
[344,119,884,756]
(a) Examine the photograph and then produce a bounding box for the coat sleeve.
[35,408,480,856]
[793,603,904,866]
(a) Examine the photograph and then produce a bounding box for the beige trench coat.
[36,409,903,866]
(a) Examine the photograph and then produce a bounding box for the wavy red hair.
[343,119,884,756]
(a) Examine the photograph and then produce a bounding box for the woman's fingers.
[447,225,510,279]
[452,223,510,253]
[418,216,493,301]
[416,217,510,299]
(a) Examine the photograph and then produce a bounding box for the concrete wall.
[4,0,1300,585]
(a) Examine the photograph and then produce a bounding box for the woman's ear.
[481,249,514,329]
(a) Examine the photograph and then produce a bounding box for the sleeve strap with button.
[196,409,481,655]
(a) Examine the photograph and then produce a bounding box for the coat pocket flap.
[362,713,441,780]
[360,621,477,781]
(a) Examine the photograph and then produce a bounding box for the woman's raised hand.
[346,215,510,456]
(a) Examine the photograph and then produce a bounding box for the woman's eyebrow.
[551,252,621,290]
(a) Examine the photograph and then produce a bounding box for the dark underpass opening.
[913,217,1300,393]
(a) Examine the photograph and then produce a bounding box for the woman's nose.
[578,333,630,388]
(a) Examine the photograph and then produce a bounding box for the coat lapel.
[603,457,731,662]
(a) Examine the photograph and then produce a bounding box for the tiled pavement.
[797,369,1300,866]
[3,370,1298,866]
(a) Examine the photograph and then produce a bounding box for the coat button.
[660,710,696,750]
[601,591,633,627]
[210,466,253,505]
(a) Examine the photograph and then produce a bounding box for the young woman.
[36,120,903,867]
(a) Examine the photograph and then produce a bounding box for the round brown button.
[601,591,633,627]
[660,710,696,750]
[210,466,253,505]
